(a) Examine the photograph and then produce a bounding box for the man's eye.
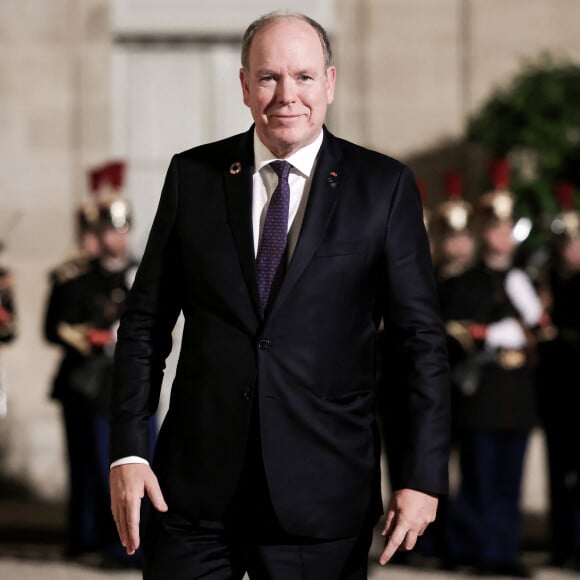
[260,75,274,82]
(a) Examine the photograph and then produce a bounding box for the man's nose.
[275,76,296,103]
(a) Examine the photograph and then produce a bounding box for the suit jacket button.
[257,339,270,350]
[242,388,253,400]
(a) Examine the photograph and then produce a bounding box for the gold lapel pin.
[230,161,242,175]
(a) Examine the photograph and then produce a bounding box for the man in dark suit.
[110,11,450,580]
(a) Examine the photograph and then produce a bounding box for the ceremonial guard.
[44,161,148,566]
[432,170,476,284]
[442,159,544,577]
[432,170,477,428]
[0,261,16,345]
[535,181,580,570]
[0,244,17,418]
[44,167,104,352]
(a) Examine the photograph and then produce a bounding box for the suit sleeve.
[110,156,183,462]
[381,165,450,495]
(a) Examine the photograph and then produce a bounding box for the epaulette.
[50,256,90,285]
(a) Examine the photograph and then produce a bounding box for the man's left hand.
[379,488,438,565]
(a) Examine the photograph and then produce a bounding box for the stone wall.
[0,0,112,499]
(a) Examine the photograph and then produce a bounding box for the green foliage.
[468,55,580,179]
[467,55,580,260]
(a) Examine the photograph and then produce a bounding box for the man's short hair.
[241,11,333,70]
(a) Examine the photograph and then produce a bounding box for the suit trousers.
[142,403,375,580]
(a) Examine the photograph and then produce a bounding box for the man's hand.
[110,463,168,555]
[379,488,438,565]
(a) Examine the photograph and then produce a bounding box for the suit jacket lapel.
[223,129,261,317]
[268,131,345,319]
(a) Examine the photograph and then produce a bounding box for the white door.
[112,43,252,256]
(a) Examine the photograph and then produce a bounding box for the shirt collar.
[253,130,324,178]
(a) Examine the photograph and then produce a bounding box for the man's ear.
[326,66,337,105]
[239,68,250,107]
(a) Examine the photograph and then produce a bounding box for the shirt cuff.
[110,456,150,470]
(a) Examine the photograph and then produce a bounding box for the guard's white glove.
[485,317,527,350]
[505,269,543,327]
[125,265,138,289]
[104,320,120,357]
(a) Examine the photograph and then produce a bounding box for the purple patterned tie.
[256,160,292,313]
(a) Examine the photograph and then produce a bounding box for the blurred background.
[1,0,579,576]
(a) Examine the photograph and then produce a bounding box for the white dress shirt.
[252,130,323,260]
[111,130,324,470]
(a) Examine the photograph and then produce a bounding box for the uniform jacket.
[45,258,136,403]
[537,268,580,427]
[439,261,537,431]
[111,127,450,539]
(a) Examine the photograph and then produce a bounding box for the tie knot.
[269,160,292,181]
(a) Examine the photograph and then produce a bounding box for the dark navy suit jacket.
[111,126,450,539]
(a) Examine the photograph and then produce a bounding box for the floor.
[0,499,578,579]
[0,542,579,580]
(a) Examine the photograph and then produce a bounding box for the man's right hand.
[110,463,168,555]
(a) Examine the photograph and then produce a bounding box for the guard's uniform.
[536,185,580,568]
[44,162,152,565]
[46,255,140,557]
[443,168,543,577]
[0,266,16,418]
[537,267,580,567]
[0,267,16,344]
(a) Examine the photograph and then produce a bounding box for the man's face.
[562,238,580,272]
[101,228,129,259]
[240,17,336,158]
[483,221,517,257]
[442,232,475,266]
[81,231,101,259]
